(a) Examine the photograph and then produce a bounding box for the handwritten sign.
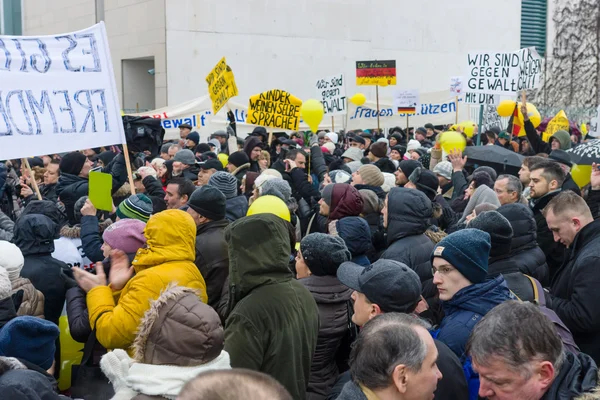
[247,89,302,131]
[517,47,543,90]
[543,110,569,142]
[394,90,420,114]
[450,77,463,96]
[466,51,521,95]
[356,60,397,86]
[464,92,500,105]
[316,73,346,116]
[0,22,124,160]
[589,105,600,138]
[205,57,238,114]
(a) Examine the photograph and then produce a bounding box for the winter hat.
[416,127,427,136]
[398,160,422,178]
[326,132,339,144]
[329,170,352,184]
[323,142,336,154]
[173,149,197,165]
[549,149,573,168]
[59,151,87,175]
[408,167,439,201]
[0,242,24,283]
[349,136,366,146]
[195,143,212,154]
[207,138,222,154]
[551,130,572,150]
[357,164,384,187]
[300,233,351,276]
[433,161,453,181]
[431,229,491,284]
[186,131,200,145]
[381,172,396,193]
[227,151,250,168]
[95,151,117,166]
[0,316,60,370]
[117,194,153,223]
[318,131,328,139]
[321,184,335,206]
[370,142,387,158]
[473,166,498,182]
[74,195,90,224]
[359,189,381,215]
[102,219,147,255]
[208,171,238,199]
[259,178,292,204]
[136,166,157,179]
[342,147,363,162]
[188,186,226,221]
[468,211,514,257]
[0,267,11,301]
[254,172,280,191]
[407,139,422,152]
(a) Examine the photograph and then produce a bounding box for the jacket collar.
[530,190,561,211]
[570,218,600,254]
[196,219,229,236]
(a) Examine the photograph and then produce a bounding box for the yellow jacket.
[87,209,207,351]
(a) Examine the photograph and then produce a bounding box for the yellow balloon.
[58,315,83,391]
[517,102,541,128]
[301,99,325,133]
[571,164,592,188]
[247,195,291,222]
[217,153,229,169]
[349,93,367,106]
[458,120,477,138]
[439,131,466,153]
[449,124,458,131]
[497,100,517,117]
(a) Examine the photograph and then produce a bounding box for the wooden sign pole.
[22,158,42,200]
[121,143,136,195]
[455,96,459,124]
[331,116,335,132]
[376,85,381,132]
[406,115,410,145]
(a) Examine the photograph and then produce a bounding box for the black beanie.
[228,151,250,168]
[398,160,422,178]
[187,186,226,221]
[468,211,513,258]
[408,168,439,201]
[300,233,351,276]
[59,152,87,176]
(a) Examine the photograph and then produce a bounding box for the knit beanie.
[321,184,335,206]
[359,189,381,215]
[323,142,336,154]
[187,131,200,145]
[228,151,250,168]
[188,186,226,221]
[117,194,153,223]
[398,160,422,179]
[468,211,514,258]
[326,132,339,144]
[407,139,422,152]
[74,196,90,224]
[300,233,351,276]
[358,164,384,187]
[370,142,387,158]
[473,166,498,182]
[408,168,439,201]
[102,219,147,255]
[433,161,453,181]
[59,151,87,175]
[0,316,60,370]
[329,170,352,184]
[0,267,11,301]
[431,229,491,284]
[0,241,24,283]
[259,178,292,205]
[208,171,238,199]
[342,147,364,162]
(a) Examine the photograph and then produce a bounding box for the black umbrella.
[463,145,524,175]
[566,140,600,165]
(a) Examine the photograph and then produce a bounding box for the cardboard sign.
[0,22,124,160]
[247,89,302,131]
[543,110,569,142]
[89,171,113,211]
[316,73,346,116]
[394,90,419,114]
[588,105,600,138]
[517,47,543,90]
[464,92,500,105]
[450,77,463,96]
[356,60,397,86]
[205,57,238,114]
[466,51,521,95]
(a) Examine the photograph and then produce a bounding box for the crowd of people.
[0,110,599,400]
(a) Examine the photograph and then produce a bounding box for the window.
[1,0,22,35]
[521,0,547,56]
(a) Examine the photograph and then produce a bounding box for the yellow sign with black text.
[247,89,302,131]
[206,57,238,114]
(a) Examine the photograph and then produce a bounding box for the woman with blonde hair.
[258,150,271,171]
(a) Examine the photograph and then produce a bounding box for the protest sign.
[450,77,463,96]
[466,51,521,95]
[480,104,503,134]
[247,89,302,131]
[356,60,397,86]
[89,170,113,211]
[516,47,543,91]
[0,22,124,160]
[464,92,500,105]
[543,110,570,142]
[588,105,600,138]
[205,57,238,114]
[316,73,346,116]
[394,90,419,114]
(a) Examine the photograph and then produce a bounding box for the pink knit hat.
[102,219,147,255]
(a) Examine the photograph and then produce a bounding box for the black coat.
[141,176,167,213]
[530,191,565,280]
[272,160,321,203]
[542,350,599,399]
[194,219,230,315]
[301,275,352,400]
[488,257,535,302]
[13,214,75,325]
[549,218,600,364]
[562,174,581,196]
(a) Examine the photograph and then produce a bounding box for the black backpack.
[122,116,165,158]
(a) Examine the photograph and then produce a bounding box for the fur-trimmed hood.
[114,182,132,199]
[231,163,251,177]
[60,218,112,239]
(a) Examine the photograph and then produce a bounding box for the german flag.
[397,107,416,114]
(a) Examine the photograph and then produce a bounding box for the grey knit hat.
[208,171,238,199]
[342,147,363,162]
[300,233,351,276]
[433,161,453,181]
[468,211,513,257]
[259,178,292,203]
[357,164,384,187]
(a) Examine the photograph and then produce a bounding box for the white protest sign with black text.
[464,92,500,105]
[316,73,346,116]
[517,47,543,90]
[0,22,124,160]
[450,76,463,96]
[466,51,521,95]
[393,89,420,114]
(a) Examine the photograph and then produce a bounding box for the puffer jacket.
[87,210,208,352]
[336,217,372,266]
[11,277,44,318]
[380,188,436,304]
[224,214,319,400]
[497,203,549,286]
[543,351,599,400]
[100,284,231,400]
[193,219,229,313]
[487,257,535,302]
[225,195,248,222]
[437,276,512,359]
[13,214,75,325]
[300,275,352,400]
[0,357,62,400]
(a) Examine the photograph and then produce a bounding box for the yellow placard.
[206,57,239,114]
[247,89,302,131]
[543,110,569,142]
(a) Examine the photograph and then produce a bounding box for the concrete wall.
[164,0,521,105]
[23,0,96,34]
[122,58,156,110]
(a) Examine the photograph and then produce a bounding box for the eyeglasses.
[432,265,455,276]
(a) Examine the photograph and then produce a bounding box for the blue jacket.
[437,276,512,359]
[336,217,372,265]
[225,195,248,223]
